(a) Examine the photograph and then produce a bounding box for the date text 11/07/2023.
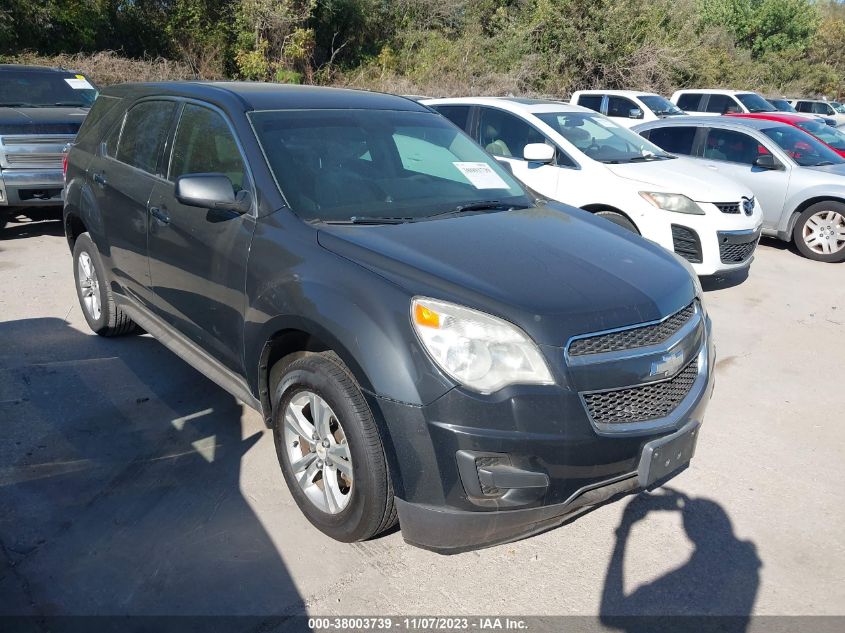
[308,617,529,631]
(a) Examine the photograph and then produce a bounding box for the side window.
[676,94,703,111]
[478,108,546,160]
[646,126,698,156]
[432,105,471,131]
[102,114,124,158]
[169,104,246,193]
[812,102,833,115]
[705,94,739,114]
[702,128,761,165]
[74,96,123,153]
[576,95,603,113]
[607,96,636,118]
[795,101,811,113]
[116,100,177,175]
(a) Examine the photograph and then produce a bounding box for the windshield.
[0,71,97,107]
[736,93,777,113]
[795,119,845,152]
[769,99,797,113]
[249,109,531,222]
[638,95,685,116]
[762,125,845,166]
[832,102,845,114]
[535,112,673,163]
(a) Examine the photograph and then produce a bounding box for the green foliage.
[1,0,844,97]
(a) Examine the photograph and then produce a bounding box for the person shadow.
[600,488,761,633]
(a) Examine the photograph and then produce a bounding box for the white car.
[570,90,687,128]
[423,97,763,275]
[670,89,785,117]
[790,99,845,127]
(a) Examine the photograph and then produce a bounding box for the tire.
[271,351,396,542]
[72,232,138,336]
[595,210,639,234]
[793,202,845,263]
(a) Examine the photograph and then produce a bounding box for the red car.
[727,112,845,158]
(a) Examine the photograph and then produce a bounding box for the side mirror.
[629,107,644,120]
[523,143,555,163]
[175,173,251,214]
[754,154,780,170]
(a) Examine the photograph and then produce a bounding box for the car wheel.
[72,232,138,335]
[595,210,640,234]
[793,202,845,263]
[272,352,396,542]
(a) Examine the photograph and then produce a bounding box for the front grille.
[671,224,703,264]
[583,358,699,425]
[719,238,757,263]
[569,302,696,356]
[715,202,740,214]
[6,153,63,168]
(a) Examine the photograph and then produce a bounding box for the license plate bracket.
[638,421,700,488]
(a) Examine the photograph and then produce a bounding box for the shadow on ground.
[1,210,64,241]
[0,318,303,618]
[600,488,761,633]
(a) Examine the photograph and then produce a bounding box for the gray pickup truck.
[0,64,96,228]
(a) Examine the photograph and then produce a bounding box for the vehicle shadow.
[599,488,761,633]
[0,318,305,620]
[1,211,65,241]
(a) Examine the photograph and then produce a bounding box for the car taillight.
[62,153,69,181]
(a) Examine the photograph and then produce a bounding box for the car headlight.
[639,192,705,215]
[411,297,554,394]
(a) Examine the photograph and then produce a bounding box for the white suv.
[570,90,687,128]
[424,97,763,275]
[790,99,845,127]
[670,90,778,116]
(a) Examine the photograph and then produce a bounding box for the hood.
[0,107,88,135]
[604,156,751,202]
[804,162,845,178]
[317,204,697,346]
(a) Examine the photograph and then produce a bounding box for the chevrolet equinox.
[63,82,715,553]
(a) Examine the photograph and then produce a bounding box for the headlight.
[411,297,554,394]
[639,192,705,215]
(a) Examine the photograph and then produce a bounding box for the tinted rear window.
[645,126,698,156]
[116,100,177,176]
[576,95,603,112]
[432,105,471,131]
[676,94,703,111]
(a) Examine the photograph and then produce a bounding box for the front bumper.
[0,169,64,207]
[371,311,715,553]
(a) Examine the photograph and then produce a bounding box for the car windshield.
[249,109,531,222]
[832,102,845,114]
[795,119,845,151]
[736,93,777,113]
[762,125,845,166]
[535,112,674,163]
[0,71,97,107]
[638,95,684,116]
[769,99,797,113]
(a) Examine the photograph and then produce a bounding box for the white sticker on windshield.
[452,162,509,189]
[64,77,94,90]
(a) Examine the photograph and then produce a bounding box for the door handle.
[150,206,170,225]
[93,172,107,186]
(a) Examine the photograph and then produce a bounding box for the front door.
[698,127,790,230]
[146,102,255,374]
[476,106,560,198]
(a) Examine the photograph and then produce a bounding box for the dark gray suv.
[64,82,714,552]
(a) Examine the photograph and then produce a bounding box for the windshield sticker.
[452,162,509,189]
[65,77,94,90]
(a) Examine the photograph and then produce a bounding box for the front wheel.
[271,352,396,542]
[594,210,640,234]
[793,202,845,263]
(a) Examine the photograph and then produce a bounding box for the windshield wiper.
[322,216,415,225]
[52,102,87,107]
[813,161,836,166]
[429,200,530,218]
[0,102,37,107]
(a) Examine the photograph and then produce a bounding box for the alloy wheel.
[77,252,102,320]
[283,390,353,514]
[803,210,845,255]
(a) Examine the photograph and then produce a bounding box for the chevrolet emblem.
[650,349,685,378]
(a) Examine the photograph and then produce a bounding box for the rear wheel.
[793,202,845,263]
[72,233,138,335]
[595,210,639,234]
[271,352,396,542]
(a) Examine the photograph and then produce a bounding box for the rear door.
[475,106,561,197]
[698,127,790,229]
[146,101,255,374]
[93,99,178,305]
